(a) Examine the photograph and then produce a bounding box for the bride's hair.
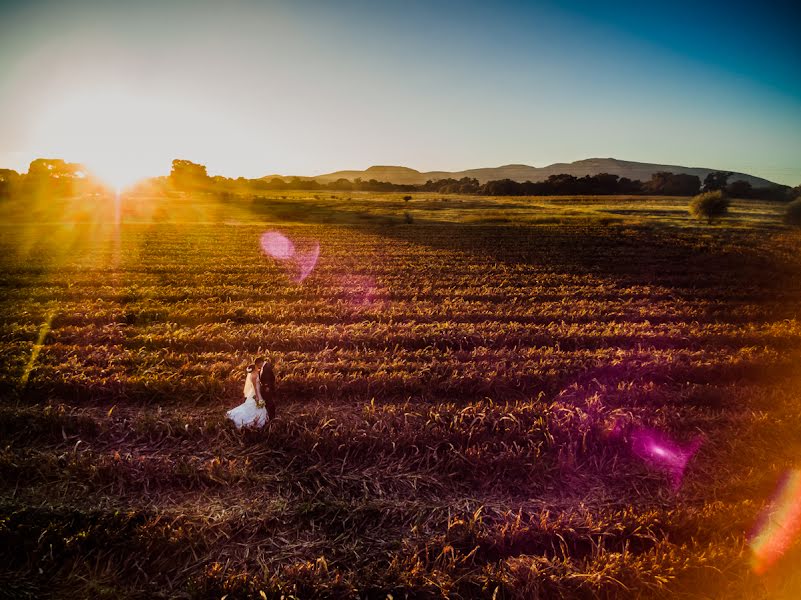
[246,364,255,373]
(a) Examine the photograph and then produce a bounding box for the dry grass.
[1,191,800,598]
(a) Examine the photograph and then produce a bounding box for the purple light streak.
[296,242,320,283]
[631,427,702,491]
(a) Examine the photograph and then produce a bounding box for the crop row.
[5,342,796,405]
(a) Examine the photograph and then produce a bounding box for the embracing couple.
[226,356,277,429]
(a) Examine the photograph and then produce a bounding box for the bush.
[784,198,801,227]
[403,195,412,203]
[690,190,730,224]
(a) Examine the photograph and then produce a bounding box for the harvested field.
[1,192,801,598]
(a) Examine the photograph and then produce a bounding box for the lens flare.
[19,311,55,390]
[260,231,296,259]
[631,428,702,490]
[295,242,320,283]
[750,470,801,575]
[259,230,319,282]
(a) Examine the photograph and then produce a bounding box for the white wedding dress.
[226,371,267,429]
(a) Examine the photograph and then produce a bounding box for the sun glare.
[83,153,153,192]
[27,85,206,190]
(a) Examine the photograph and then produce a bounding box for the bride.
[226,364,267,429]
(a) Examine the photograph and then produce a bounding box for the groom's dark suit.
[258,363,276,420]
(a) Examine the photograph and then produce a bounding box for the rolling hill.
[267,158,779,188]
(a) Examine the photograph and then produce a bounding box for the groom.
[255,356,277,421]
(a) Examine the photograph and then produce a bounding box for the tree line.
[170,160,795,200]
[0,159,105,199]
[1,158,797,202]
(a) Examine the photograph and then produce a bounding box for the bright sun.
[28,85,205,190]
[83,153,155,192]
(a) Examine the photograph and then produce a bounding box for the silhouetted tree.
[330,178,353,191]
[702,171,733,192]
[726,180,753,198]
[480,179,523,195]
[585,173,620,194]
[0,169,20,199]
[545,174,579,194]
[152,167,782,199]
[646,172,701,196]
[456,177,480,193]
[23,158,87,196]
[287,177,320,190]
[211,175,234,188]
[748,184,792,201]
[27,158,84,180]
[618,177,643,194]
[170,159,211,191]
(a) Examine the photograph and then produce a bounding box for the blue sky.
[1,0,799,185]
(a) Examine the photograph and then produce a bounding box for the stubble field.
[1,191,801,599]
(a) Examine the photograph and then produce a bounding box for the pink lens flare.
[630,428,702,491]
[259,230,320,283]
[260,231,295,259]
[750,470,801,575]
[295,242,320,283]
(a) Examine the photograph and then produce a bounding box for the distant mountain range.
[265,158,779,188]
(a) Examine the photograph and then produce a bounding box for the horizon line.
[2,154,796,188]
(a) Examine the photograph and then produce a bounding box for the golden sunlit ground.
[5,187,788,226]
[1,190,801,598]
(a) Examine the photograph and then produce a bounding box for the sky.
[1,0,800,186]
